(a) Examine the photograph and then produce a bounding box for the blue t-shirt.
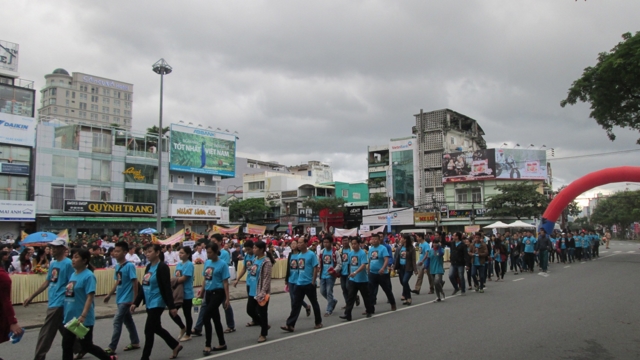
[219,249,231,266]
[63,269,97,326]
[142,263,165,309]
[176,261,194,300]
[244,254,257,290]
[560,238,567,250]
[368,245,389,274]
[428,247,445,275]
[340,249,350,276]
[321,249,334,279]
[47,258,74,308]
[348,249,368,283]
[550,237,557,248]
[523,237,537,253]
[247,257,265,297]
[288,253,300,284]
[203,258,230,291]
[574,236,582,248]
[399,246,407,266]
[473,243,481,266]
[114,261,137,304]
[582,236,590,248]
[296,251,318,286]
[418,242,431,263]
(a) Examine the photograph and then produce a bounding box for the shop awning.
[50,217,85,221]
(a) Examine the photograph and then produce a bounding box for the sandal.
[257,336,267,343]
[170,345,183,359]
[224,328,236,333]
[123,344,140,351]
[246,322,258,327]
[314,324,323,329]
[280,325,294,332]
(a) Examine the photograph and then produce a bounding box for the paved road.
[3,240,640,360]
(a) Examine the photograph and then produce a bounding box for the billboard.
[442,149,496,183]
[0,40,19,73]
[0,200,35,221]
[362,208,414,226]
[0,113,36,147]
[169,124,236,177]
[495,149,547,180]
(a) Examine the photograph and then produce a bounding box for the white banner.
[333,228,358,237]
[359,225,370,231]
[169,204,225,219]
[0,200,35,221]
[183,241,196,249]
[0,113,36,147]
[362,208,414,226]
[359,225,386,237]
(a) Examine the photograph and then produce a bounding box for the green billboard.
[169,124,236,177]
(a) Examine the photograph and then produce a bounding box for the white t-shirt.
[125,253,141,265]
[164,251,179,265]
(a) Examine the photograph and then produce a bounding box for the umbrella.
[483,221,510,229]
[508,220,536,228]
[139,228,157,235]
[21,232,58,245]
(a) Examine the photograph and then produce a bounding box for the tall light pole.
[153,58,172,235]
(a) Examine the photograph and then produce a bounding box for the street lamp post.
[152,59,172,235]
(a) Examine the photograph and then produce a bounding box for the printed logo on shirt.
[350,256,359,266]
[290,259,298,269]
[175,270,182,277]
[341,253,348,262]
[250,264,259,276]
[323,255,331,264]
[204,267,213,281]
[298,258,306,270]
[65,281,76,297]
[50,268,59,283]
[400,251,406,259]
[525,240,531,245]
[142,272,151,286]
[246,260,253,268]
[370,251,379,260]
[116,271,122,285]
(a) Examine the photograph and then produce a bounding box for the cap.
[50,238,68,248]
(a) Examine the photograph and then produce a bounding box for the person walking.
[319,235,341,316]
[522,231,537,273]
[233,240,261,327]
[199,243,230,354]
[469,233,488,293]
[604,231,611,249]
[24,238,74,360]
[448,232,467,296]
[283,240,311,315]
[536,229,552,273]
[339,238,375,321]
[61,248,116,360]
[281,239,323,332]
[509,233,523,274]
[367,234,395,310]
[395,235,418,305]
[103,241,140,355]
[250,241,273,343]
[411,233,433,295]
[170,246,195,342]
[428,240,445,301]
[131,244,183,360]
[567,232,576,263]
[493,239,507,280]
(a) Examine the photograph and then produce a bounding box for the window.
[450,136,456,145]
[79,93,87,100]
[341,189,348,197]
[103,88,110,96]
[195,176,206,185]
[52,156,78,178]
[79,85,87,92]
[248,181,264,190]
[113,108,120,115]
[72,92,76,99]
[91,159,111,181]
[79,111,86,118]
[90,186,111,201]
[113,100,120,106]
[64,109,69,114]
[79,102,87,110]
[456,189,468,204]
[102,106,109,113]
[92,131,112,153]
[125,102,131,109]
[50,88,57,96]
[53,107,57,113]
[0,144,31,164]
[91,87,98,94]
[125,93,132,101]
[65,99,69,106]
[90,113,98,120]
[51,184,76,210]
[113,117,120,123]
[102,115,109,121]
[353,192,361,200]
[103,97,110,104]
[124,110,131,116]
[114,91,121,99]
[471,188,482,204]
[49,98,56,105]
[66,90,70,97]
[91,104,98,111]
[124,189,157,204]
[91,95,98,103]
[0,175,28,200]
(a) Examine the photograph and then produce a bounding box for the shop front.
[0,200,35,240]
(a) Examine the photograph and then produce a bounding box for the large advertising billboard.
[169,124,236,177]
[442,149,496,183]
[494,149,547,180]
[0,112,36,147]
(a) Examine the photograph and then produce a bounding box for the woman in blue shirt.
[200,242,230,354]
[170,246,195,342]
[132,244,183,360]
[61,248,115,360]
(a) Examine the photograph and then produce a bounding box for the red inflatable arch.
[540,166,640,234]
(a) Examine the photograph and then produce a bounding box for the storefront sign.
[0,163,29,175]
[281,190,298,198]
[465,225,480,233]
[64,200,156,215]
[362,208,414,226]
[122,167,145,181]
[414,212,437,226]
[0,113,36,147]
[448,209,488,219]
[0,200,35,221]
[82,75,130,91]
[169,204,223,219]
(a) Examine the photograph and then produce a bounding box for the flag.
[247,224,266,235]
[210,225,240,235]
[156,230,185,245]
[21,230,28,240]
[57,229,69,240]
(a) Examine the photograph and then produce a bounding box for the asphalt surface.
[3,240,640,360]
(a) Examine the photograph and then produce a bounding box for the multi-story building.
[413,108,486,209]
[367,144,389,209]
[0,40,37,238]
[287,161,333,183]
[218,157,289,204]
[38,69,134,130]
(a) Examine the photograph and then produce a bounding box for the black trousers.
[286,283,322,327]
[142,308,179,360]
[246,286,260,325]
[368,273,395,306]
[524,253,535,271]
[494,261,506,279]
[203,289,226,348]
[340,275,350,303]
[344,281,374,319]
[62,326,110,360]
[247,296,270,336]
[170,298,193,336]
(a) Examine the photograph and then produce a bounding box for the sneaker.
[104,348,116,355]
[474,285,479,292]
[479,289,484,293]
[451,289,459,296]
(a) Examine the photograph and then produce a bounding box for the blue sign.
[0,163,29,175]
[386,214,392,232]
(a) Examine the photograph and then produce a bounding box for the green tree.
[570,216,593,232]
[485,182,549,220]
[302,198,346,230]
[146,125,170,136]
[228,198,270,223]
[561,32,640,143]
[590,190,640,234]
[368,193,388,208]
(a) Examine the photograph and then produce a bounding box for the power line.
[548,148,640,161]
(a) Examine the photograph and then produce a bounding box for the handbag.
[328,266,340,278]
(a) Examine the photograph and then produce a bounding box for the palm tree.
[146,125,170,136]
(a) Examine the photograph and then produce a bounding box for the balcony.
[168,182,222,193]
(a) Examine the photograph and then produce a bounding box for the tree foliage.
[302,198,346,215]
[590,190,640,231]
[228,198,270,222]
[368,193,388,208]
[570,216,593,232]
[485,182,549,220]
[561,32,640,143]
[146,125,170,136]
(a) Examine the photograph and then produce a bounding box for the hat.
[50,238,68,248]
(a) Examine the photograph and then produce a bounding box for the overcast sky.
[5,0,640,205]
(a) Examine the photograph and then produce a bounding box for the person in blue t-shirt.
[319,235,341,316]
[232,240,261,328]
[591,231,601,258]
[284,240,311,314]
[582,232,592,261]
[367,234,396,310]
[281,240,323,332]
[61,248,115,360]
[428,240,446,301]
[574,233,583,261]
[198,242,230,354]
[132,244,183,359]
[24,238,75,360]
[412,233,433,295]
[522,231,537,273]
[168,245,195,342]
[104,241,140,354]
[339,238,375,321]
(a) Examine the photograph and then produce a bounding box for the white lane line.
[513,278,525,282]
[564,266,570,268]
[581,262,586,264]
[601,251,609,253]
[196,293,462,359]
[627,251,635,253]
[614,251,622,253]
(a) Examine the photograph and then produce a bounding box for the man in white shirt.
[125,246,141,265]
[164,245,179,265]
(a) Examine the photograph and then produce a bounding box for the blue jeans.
[471,264,486,290]
[320,277,338,313]
[194,295,235,331]
[398,268,413,299]
[109,302,140,351]
[448,265,466,293]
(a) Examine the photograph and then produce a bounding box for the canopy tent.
[483,221,510,229]
[508,220,536,228]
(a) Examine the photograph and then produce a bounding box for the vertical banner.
[386,214,392,232]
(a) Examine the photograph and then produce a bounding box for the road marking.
[627,251,635,253]
[601,251,608,253]
[538,272,549,277]
[196,293,462,359]
[513,278,525,282]
[564,266,570,268]
[581,262,586,264]
[614,251,622,253]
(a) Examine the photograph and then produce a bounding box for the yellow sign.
[465,225,480,233]
[87,203,155,214]
[122,167,145,181]
[414,212,437,225]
